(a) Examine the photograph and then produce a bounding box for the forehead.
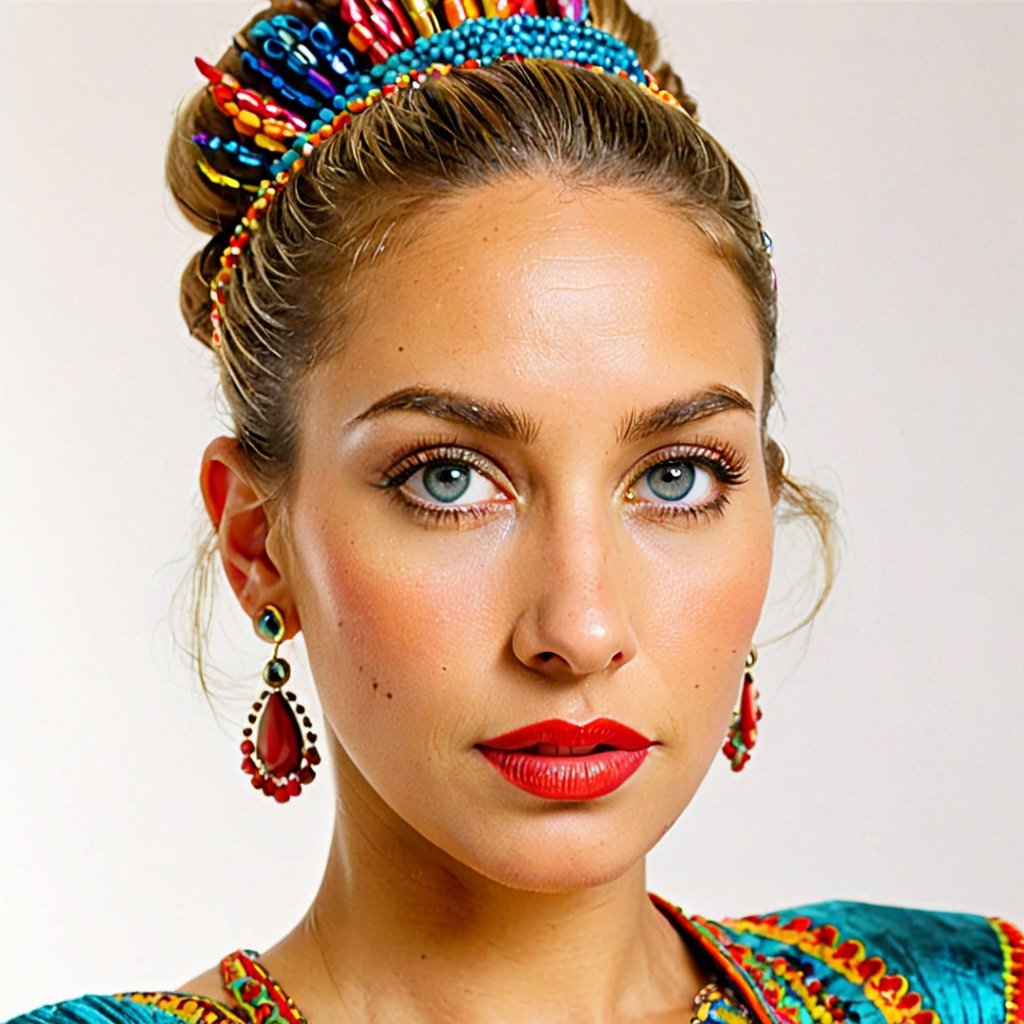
[316,177,764,427]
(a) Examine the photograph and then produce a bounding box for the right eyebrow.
[349,387,541,444]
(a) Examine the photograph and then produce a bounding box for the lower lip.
[478,748,650,800]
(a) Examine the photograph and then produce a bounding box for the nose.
[510,513,639,681]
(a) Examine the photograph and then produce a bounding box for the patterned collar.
[118,893,780,1024]
[651,895,780,1024]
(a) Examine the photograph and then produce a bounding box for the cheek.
[288,507,505,731]
[634,507,773,736]
[640,509,772,659]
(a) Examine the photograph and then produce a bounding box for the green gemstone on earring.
[256,605,286,644]
[263,657,291,687]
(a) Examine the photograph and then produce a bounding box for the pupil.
[647,462,695,501]
[424,464,471,502]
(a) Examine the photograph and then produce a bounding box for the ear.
[200,436,300,637]
[764,436,788,507]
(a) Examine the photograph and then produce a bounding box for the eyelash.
[627,440,748,525]
[378,441,508,526]
[377,436,749,526]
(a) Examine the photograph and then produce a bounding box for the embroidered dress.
[8,898,1022,1023]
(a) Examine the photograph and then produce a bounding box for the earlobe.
[199,436,299,634]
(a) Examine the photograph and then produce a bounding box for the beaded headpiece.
[192,1,766,348]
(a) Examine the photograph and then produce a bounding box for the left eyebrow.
[617,386,755,444]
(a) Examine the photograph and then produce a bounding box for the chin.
[467,845,646,895]
[479,854,644,895]
[447,798,684,895]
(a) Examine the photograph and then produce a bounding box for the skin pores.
[272,176,774,893]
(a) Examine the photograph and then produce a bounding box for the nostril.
[537,652,557,664]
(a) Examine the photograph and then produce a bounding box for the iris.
[424,463,472,502]
[645,462,695,502]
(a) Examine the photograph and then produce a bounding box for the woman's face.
[273,177,774,892]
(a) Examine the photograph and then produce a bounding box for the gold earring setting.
[239,604,320,803]
[721,648,761,772]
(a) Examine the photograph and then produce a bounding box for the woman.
[5,0,1020,1020]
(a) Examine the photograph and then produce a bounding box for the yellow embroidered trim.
[990,917,1024,1023]
[115,991,246,1024]
[729,916,941,1024]
[765,953,842,1024]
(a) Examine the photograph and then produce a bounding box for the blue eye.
[645,462,696,501]
[630,459,715,507]
[422,464,471,503]
[402,460,505,507]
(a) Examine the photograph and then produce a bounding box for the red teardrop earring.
[239,604,320,803]
[721,648,762,772]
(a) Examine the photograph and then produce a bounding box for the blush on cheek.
[295,526,491,717]
[707,552,773,671]
[642,527,772,722]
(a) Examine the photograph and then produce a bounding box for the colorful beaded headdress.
[191,0,700,347]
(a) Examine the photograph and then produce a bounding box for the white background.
[1,1,1021,1016]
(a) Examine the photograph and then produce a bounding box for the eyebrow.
[350,384,754,445]
[617,385,755,444]
[350,387,540,444]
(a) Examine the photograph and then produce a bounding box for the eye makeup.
[375,439,516,527]
[374,433,750,528]
[623,438,748,525]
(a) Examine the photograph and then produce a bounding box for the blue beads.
[239,50,320,111]
[192,133,272,172]
[269,14,649,177]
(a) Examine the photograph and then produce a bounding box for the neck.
[267,751,706,1024]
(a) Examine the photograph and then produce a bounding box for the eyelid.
[379,441,516,502]
[623,438,749,496]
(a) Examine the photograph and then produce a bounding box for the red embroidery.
[990,918,1024,1023]
[729,913,941,1024]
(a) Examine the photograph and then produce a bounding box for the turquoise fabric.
[710,899,1012,1022]
[6,899,1018,1023]
[5,996,182,1024]
[792,900,1003,1019]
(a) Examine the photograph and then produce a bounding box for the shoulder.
[711,899,1022,1023]
[4,993,245,1024]
[5,949,302,1024]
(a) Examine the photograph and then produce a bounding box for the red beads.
[240,682,320,803]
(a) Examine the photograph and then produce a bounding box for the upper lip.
[477,718,653,752]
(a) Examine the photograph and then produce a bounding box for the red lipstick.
[476,718,653,800]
